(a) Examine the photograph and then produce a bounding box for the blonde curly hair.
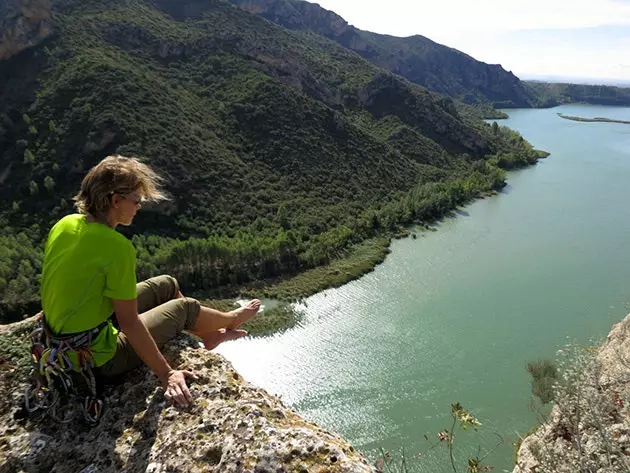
[73,155,167,218]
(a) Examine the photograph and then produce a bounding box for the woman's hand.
[114,300,198,407]
[162,369,199,407]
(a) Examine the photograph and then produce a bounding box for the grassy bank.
[193,237,391,337]
[240,237,392,300]
[557,113,630,125]
[197,203,490,336]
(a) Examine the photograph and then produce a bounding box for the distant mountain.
[522,74,630,88]
[525,81,630,107]
[230,0,538,108]
[231,0,630,109]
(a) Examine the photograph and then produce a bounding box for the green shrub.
[527,359,558,404]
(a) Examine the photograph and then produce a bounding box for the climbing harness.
[24,314,107,425]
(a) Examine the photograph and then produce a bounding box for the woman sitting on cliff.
[40,155,260,408]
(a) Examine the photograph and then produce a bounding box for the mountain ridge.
[229,0,538,107]
[230,0,630,109]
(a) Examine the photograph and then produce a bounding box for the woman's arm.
[113,299,196,406]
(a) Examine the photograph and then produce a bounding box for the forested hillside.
[230,0,630,110]
[0,0,544,322]
[525,81,630,107]
[230,0,537,108]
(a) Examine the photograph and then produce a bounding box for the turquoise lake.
[217,104,630,472]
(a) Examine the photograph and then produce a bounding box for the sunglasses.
[110,191,144,205]
[122,194,144,205]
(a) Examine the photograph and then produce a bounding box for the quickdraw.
[24,315,107,425]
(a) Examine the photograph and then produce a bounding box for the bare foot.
[203,329,248,350]
[227,299,261,330]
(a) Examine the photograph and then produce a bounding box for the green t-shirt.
[41,214,137,367]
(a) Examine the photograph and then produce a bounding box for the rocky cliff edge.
[0,317,375,473]
[513,313,630,473]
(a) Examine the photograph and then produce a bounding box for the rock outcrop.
[0,318,375,473]
[0,0,56,60]
[513,314,630,473]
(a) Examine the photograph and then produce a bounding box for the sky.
[310,0,630,83]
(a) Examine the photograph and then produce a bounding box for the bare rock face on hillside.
[0,0,56,60]
[513,313,630,473]
[0,319,375,473]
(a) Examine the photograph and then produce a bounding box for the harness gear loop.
[24,314,108,424]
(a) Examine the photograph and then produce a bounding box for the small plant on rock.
[375,402,502,473]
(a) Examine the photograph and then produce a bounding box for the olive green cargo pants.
[98,275,200,378]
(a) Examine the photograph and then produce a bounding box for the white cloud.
[310,0,630,80]
[455,33,630,80]
[313,0,630,37]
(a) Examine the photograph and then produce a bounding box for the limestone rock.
[0,0,56,60]
[513,313,630,473]
[0,319,375,473]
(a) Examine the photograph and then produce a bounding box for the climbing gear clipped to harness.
[24,314,107,425]
[25,315,106,424]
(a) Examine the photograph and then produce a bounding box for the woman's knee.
[163,297,200,332]
[147,275,180,302]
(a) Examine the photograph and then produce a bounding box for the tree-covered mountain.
[230,0,537,108]
[524,81,630,107]
[0,0,544,322]
[230,0,630,109]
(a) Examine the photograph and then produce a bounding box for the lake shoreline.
[196,188,511,336]
[198,189,509,303]
[216,104,630,473]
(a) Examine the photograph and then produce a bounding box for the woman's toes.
[247,299,261,310]
[226,329,248,341]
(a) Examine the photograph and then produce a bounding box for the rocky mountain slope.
[0,0,55,60]
[0,0,517,236]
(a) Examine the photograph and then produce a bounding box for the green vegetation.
[0,0,545,323]
[485,123,550,169]
[231,0,537,108]
[0,321,34,386]
[238,237,392,300]
[526,81,630,108]
[526,359,558,404]
[455,102,508,120]
[557,113,630,125]
[0,230,44,321]
[374,402,502,473]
